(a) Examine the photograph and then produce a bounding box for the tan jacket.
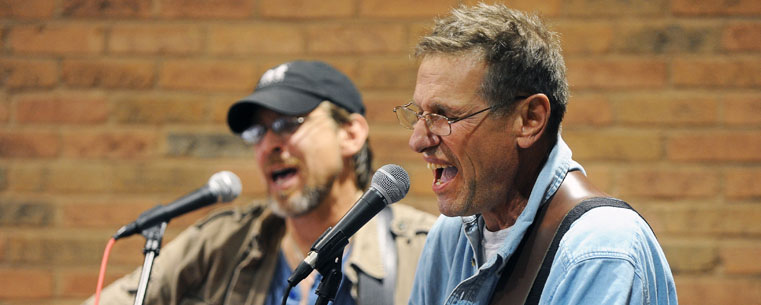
[84,202,436,305]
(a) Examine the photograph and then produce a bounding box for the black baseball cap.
[227,60,365,134]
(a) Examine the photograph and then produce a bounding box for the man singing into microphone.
[401,4,677,305]
[85,60,436,305]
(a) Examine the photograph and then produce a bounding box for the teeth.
[427,163,449,170]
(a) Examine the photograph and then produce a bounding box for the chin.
[437,201,465,217]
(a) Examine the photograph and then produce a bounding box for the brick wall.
[1,0,760,304]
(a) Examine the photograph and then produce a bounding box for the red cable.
[94,237,116,305]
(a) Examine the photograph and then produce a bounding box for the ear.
[515,94,550,149]
[338,113,370,157]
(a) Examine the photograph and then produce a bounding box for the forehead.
[412,54,488,113]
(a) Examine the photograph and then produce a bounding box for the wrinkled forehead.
[413,54,489,113]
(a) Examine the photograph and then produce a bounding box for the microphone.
[113,171,242,240]
[287,164,410,286]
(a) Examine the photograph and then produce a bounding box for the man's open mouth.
[271,167,298,185]
[428,163,458,185]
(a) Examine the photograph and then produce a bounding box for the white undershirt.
[482,225,512,263]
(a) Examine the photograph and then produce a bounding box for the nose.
[255,129,286,155]
[408,118,440,153]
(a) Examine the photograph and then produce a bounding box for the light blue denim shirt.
[408,137,677,305]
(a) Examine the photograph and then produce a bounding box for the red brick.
[720,242,761,275]
[360,0,457,17]
[364,92,410,125]
[0,268,53,298]
[5,164,46,192]
[722,22,761,52]
[723,95,761,125]
[618,168,719,199]
[660,240,718,272]
[725,168,761,200]
[61,130,158,159]
[369,126,420,165]
[562,130,662,161]
[0,131,60,158]
[616,94,718,125]
[61,0,152,17]
[59,268,126,297]
[356,58,417,90]
[45,163,117,193]
[581,164,613,193]
[0,58,58,89]
[676,277,761,305]
[111,93,210,124]
[105,163,224,194]
[110,24,203,55]
[208,25,304,55]
[401,194,440,216]
[44,163,239,195]
[62,59,155,89]
[15,92,108,124]
[209,94,243,124]
[0,97,8,123]
[667,131,761,162]
[673,58,761,87]
[611,22,720,54]
[5,233,140,266]
[642,204,761,235]
[560,0,665,16]
[259,0,353,18]
[405,162,434,197]
[60,198,152,228]
[0,201,53,226]
[408,22,435,51]
[0,0,56,18]
[566,58,667,89]
[166,132,249,158]
[0,234,5,261]
[307,24,406,54]
[462,1,564,16]
[160,0,254,18]
[672,0,761,16]
[159,60,258,91]
[563,94,613,127]
[7,24,105,54]
[552,21,614,54]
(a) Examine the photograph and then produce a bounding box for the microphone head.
[208,171,242,202]
[371,164,410,204]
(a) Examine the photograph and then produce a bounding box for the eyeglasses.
[393,102,493,136]
[241,116,306,145]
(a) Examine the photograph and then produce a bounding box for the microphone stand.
[133,221,167,305]
[313,249,344,305]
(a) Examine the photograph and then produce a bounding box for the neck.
[482,139,551,231]
[284,172,363,257]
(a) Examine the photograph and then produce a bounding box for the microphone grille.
[371,164,410,204]
[208,171,242,202]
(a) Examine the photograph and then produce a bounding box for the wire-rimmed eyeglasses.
[392,102,493,136]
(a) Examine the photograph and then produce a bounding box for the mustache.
[265,156,301,167]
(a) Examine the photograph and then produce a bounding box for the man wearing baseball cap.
[85,60,435,305]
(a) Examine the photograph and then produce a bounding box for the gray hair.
[415,3,568,139]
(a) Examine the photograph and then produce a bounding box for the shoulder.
[389,203,438,237]
[185,201,280,244]
[557,205,659,267]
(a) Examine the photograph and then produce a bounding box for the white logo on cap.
[259,63,289,86]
